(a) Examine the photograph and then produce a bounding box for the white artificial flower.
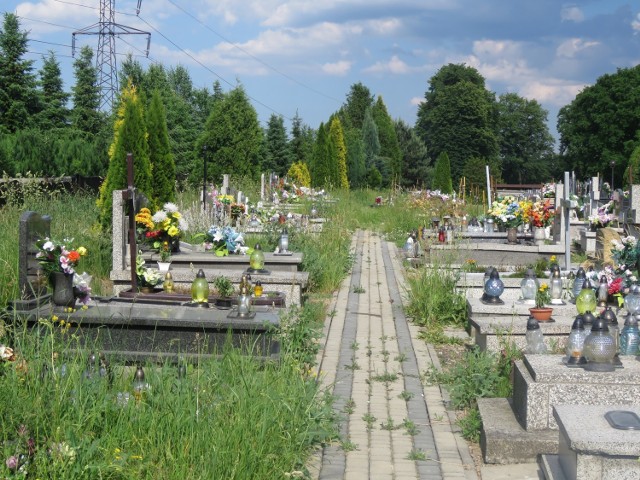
[163,202,178,213]
[152,210,168,223]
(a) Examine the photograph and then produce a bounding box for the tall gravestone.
[15,211,51,308]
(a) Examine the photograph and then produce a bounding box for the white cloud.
[556,38,600,58]
[364,55,412,74]
[561,6,584,23]
[410,96,424,106]
[520,80,585,107]
[366,18,402,35]
[15,0,96,35]
[321,60,352,75]
[632,13,640,33]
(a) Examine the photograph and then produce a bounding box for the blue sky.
[4,0,640,144]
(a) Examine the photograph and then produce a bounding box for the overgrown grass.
[427,341,522,442]
[404,263,467,343]
[0,303,337,478]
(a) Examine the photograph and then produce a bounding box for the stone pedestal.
[10,299,281,362]
[513,355,640,431]
[580,229,596,255]
[467,297,580,353]
[541,405,640,480]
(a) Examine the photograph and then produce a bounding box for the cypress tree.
[147,89,175,205]
[432,151,453,193]
[97,81,152,230]
[311,123,332,188]
[329,116,349,189]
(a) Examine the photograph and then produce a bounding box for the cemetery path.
[312,230,477,480]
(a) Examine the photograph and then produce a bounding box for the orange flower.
[67,250,80,262]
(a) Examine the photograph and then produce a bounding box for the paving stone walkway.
[312,230,477,480]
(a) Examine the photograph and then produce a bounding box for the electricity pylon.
[72,0,150,111]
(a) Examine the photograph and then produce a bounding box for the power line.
[136,14,291,121]
[165,0,341,105]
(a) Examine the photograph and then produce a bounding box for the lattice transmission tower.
[72,0,150,111]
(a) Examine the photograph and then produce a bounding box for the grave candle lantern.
[520,268,539,305]
[583,317,616,372]
[624,284,640,315]
[481,268,504,305]
[601,306,620,364]
[550,269,564,304]
[576,279,597,314]
[132,366,149,401]
[248,243,269,274]
[278,228,289,253]
[565,315,587,365]
[572,267,586,299]
[191,268,209,306]
[620,313,640,355]
[525,316,547,354]
[597,275,609,307]
[237,283,252,316]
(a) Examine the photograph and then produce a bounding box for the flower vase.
[506,227,519,244]
[51,272,76,307]
[171,238,180,253]
[157,261,171,273]
[533,226,546,246]
[529,307,553,322]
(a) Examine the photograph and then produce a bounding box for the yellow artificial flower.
[77,246,87,256]
[167,225,179,237]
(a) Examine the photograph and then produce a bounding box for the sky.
[4,0,640,145]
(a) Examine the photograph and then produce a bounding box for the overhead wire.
[165,0,341,105]
[136,13,291,120]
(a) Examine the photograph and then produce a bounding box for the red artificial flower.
[608,277,623,295]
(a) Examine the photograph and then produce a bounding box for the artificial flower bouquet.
[588,200,617,228]
[35,237,87,277]
[488,196,528,228]
[203,226,248,256]
[530,199,556,228]
[36,237,91,303]
[135,252,163,288]
[135,203,187,260]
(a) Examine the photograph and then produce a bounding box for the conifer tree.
[432,151,453,193]
[37,51,69,130]
[195,85,262,183]
[372,96,402,186]
[264,114,290,176]
[147,89,175,205]
[97,82,152,230]
[72,45,102,135]
[0,13,37,133]
[311,123,332,188]
[287,162,311,187]
[329,116,349,189]
[362,107,380,169]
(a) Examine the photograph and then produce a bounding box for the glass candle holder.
[620,314,640,355]
[572,267,586,299]
[520,268,539,305]
[550,269,564,305]
[583,317,616,372]
[525,316,547,354]
[191,268,209,304]
[566,315,587,365]
[482,268,504,305]
[250,244,266,271]
[576,279,597,314]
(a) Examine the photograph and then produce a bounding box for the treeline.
[1,12,640,191]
